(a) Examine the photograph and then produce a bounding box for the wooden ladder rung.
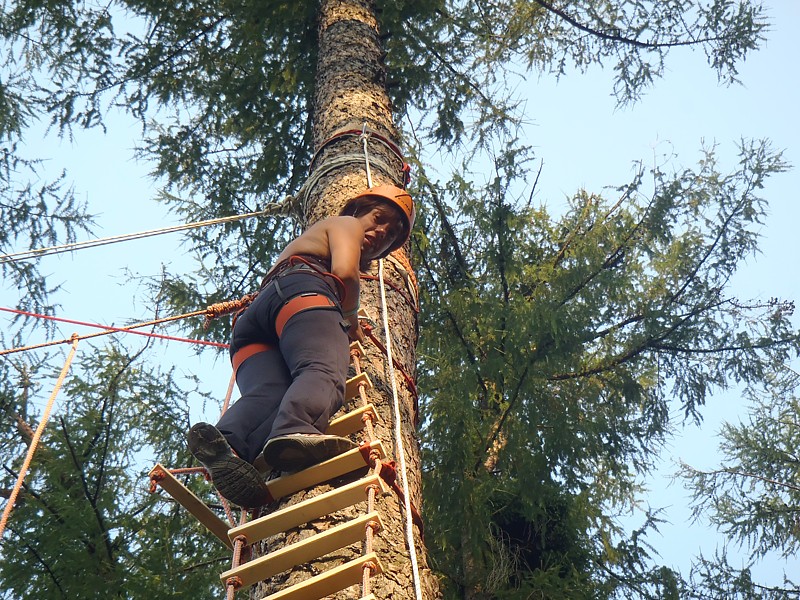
[228,473,387,546]
[148,464,233,550]
[265,440,385,503]
[344,372,372,401]
[326,404,379,438]
[258,552,384,600]
[220,512,383,588]
[348,341,366,357]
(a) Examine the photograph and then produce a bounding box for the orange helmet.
[341,184,415,256]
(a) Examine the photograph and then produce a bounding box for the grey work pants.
[216,272,350,463]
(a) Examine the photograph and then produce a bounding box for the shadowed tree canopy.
[2,1,797,599]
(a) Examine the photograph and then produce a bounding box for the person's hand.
[347,317,364,342]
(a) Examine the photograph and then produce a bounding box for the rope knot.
[204,293,258,329]
[363,560,378,574]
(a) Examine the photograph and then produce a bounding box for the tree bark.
[253,1,439,598]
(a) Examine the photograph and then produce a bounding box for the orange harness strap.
[275,293,337,337]
[231,293,338,374]
[231,342,275,374]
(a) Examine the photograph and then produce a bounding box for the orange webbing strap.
[231,343,275,375]
[228,294,337,373]
[0,334,80,541]
[274,293,337,337]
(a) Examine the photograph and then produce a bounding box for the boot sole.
[187,423,270,508]
[263,434,357,473]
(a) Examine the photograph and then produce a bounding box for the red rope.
[360,274,419,312]
[0,306,229,353]
[362,323,419,403]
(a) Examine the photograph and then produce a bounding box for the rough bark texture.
[252,1,439,599]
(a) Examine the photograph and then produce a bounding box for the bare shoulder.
[311,215,364,240]
[276,215,363,262]
[325,215,363,234]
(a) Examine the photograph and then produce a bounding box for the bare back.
[273,216,364,316]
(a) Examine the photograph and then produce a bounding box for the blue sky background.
[3,0,798,586]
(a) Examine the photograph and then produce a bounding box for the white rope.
[361,123,374,189]
[0,201,292,264]
[378,258,423,600]
[362,130,422,599]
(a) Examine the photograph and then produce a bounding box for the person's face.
[357,204,404,258]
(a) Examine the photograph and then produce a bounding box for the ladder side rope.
[351,344,382,598]
[379,258,424,600]
[0,204,291,264]
[220,370,237,415]
[0,334,80,541]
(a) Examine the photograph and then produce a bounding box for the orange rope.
[389,250,419,296]
[220,371,237,416]
[203,293,258,329]
[0,334,80,540]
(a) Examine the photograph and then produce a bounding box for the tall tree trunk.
[253,1,439,598]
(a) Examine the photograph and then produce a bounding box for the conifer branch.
[532,0,729,49]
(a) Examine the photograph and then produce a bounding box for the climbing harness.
[275,293,337,336]
[259,254,347,301]
[231,343,275,375]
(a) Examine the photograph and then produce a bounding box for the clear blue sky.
[3,0,798,586]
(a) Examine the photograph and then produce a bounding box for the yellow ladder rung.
[259,552,384,600]
[265,440,385,503]
[220,512,383,588]
[348,341,366,358]
[326,403,379,438]
[345,372,372,401]
[148,464,233,550]
[228,473,387,546]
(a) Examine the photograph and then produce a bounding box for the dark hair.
[340,196,384,218]
[340,196,409,242]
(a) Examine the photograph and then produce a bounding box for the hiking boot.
[263,433,357,473]
[187,422,271,508]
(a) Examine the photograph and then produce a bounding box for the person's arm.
[326,216,364,338]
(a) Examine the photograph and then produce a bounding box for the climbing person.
[187,185,414,508]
